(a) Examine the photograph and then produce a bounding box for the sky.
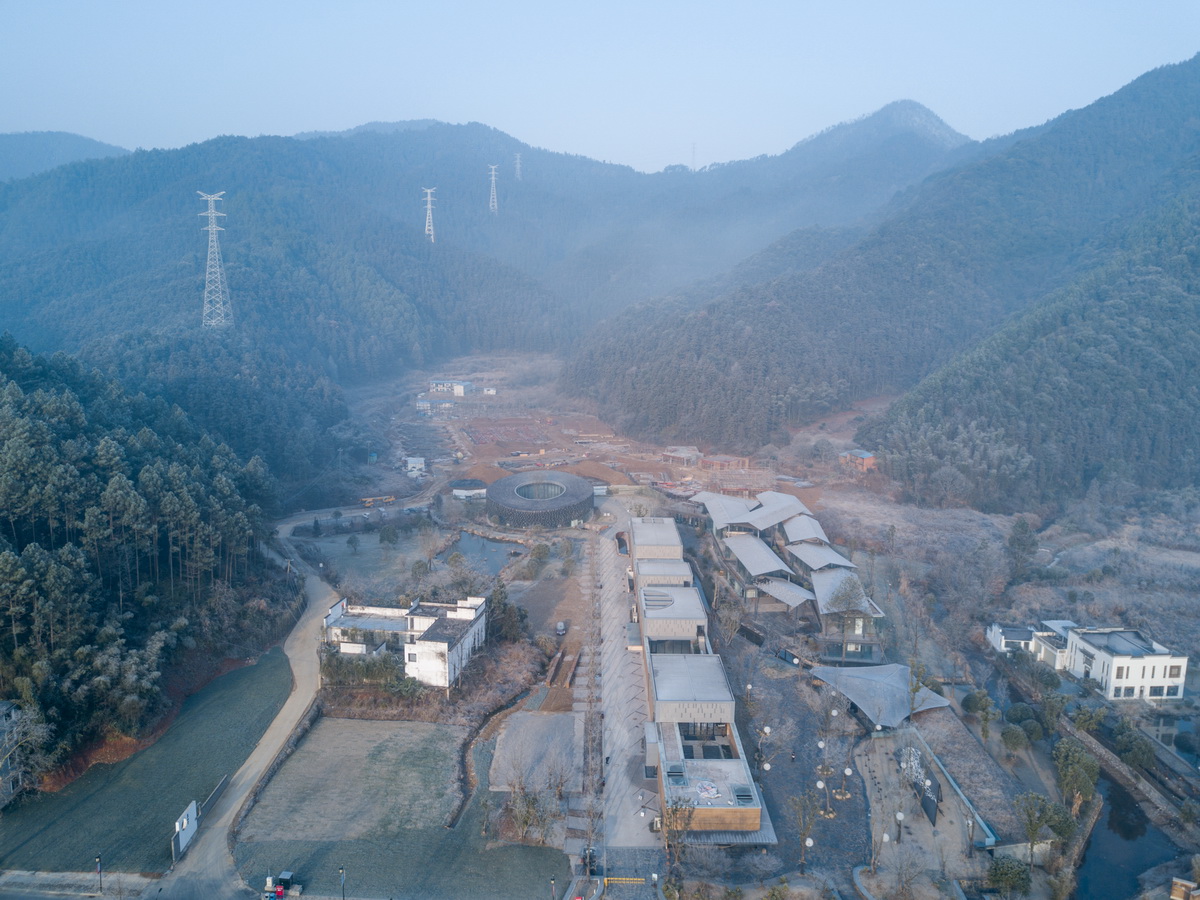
[3,2,1199,173]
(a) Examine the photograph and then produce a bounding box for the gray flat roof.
[636,558,694,577]
[631,516,683,550]
[421,616,473,644]
[650,654,733,704]
[331,613,410,633]
[640,585,706,621]
[1074,628,1169,657]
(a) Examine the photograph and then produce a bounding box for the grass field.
[239,719,467,842]
[0,648,292,874]
[235,729,569,899]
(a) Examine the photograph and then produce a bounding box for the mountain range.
[3,54,1200,510]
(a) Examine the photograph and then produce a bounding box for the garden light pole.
[816,780,835,818]
[801,836,813,875]
[96,855,102,893]
[339,866,345,900]
[835,766,853,800]
[550,876,555,900]
[895,811,904,843]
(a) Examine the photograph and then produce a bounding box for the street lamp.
[550,876,556,900]
[96,855,102,893]
[801,836,813,875]
[835,766,853,800]
[895,811,905,843]
[816,780,835,818]
[339,866,345,900]
[817,739,833,777]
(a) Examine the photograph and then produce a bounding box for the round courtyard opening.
[485,472,594,528]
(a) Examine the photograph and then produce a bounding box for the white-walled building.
[1066,627,1187,701]
[630,517,684,560]
[0,702,27,807]
[323,596,488,689]
[991,619,1188,702]
[986,624,1035,655]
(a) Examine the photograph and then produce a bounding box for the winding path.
[151,511,336,900]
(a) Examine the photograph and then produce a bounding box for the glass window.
[1124,687,1136,698]
[1115,667,1125,680]
[1169,666,1182,678]
[1149,685,1165,698]
[407,653,417,662]
[1166,686,1180,697]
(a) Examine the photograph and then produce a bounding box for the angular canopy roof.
[757,577,815,609]
[782,515,828,545]
[723,534,791,578]
[810,568,884,617]
[810,664,950,728]
[787,542,855,572]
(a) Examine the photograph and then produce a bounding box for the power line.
[198,191,233,327]
[423,187,436,243]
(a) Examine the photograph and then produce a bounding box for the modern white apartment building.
[1065,627,1187,701]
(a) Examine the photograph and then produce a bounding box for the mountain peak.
[793,100,970,155]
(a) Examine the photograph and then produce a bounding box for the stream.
[1073,774,1178,899]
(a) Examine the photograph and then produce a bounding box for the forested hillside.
[0,132,128,181]
[856,163,1200,510]
[565,55,1200,457]
[0,103,968,484]
[0,336,297,771]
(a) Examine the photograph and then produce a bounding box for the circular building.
[486,471,595,529]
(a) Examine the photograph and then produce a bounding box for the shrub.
[1021,719,1044,742]
[1002,724,1029,753]
[1005,703,1035,724]
[988,855,1031,897]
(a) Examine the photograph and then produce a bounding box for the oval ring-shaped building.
[485,471,595,528]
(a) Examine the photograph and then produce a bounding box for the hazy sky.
[4,2,1199,173]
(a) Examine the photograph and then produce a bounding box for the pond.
[439,531,523,576]
[1074,774,1179,899]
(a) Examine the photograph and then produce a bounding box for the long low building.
[625,516,774,842]
[646,654,765,834]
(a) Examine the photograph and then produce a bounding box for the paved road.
[150,514,335,900]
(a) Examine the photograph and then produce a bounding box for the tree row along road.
[151,512,336,900]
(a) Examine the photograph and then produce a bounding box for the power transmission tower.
[423,187,436,243]
[514,152,522,181]
[488,164,498,214]
[198,191,233,327]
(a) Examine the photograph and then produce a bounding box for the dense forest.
[856,167,1200,510]
[0,100,970,493]
[564,54,1200,465]
[0,336,298,773]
